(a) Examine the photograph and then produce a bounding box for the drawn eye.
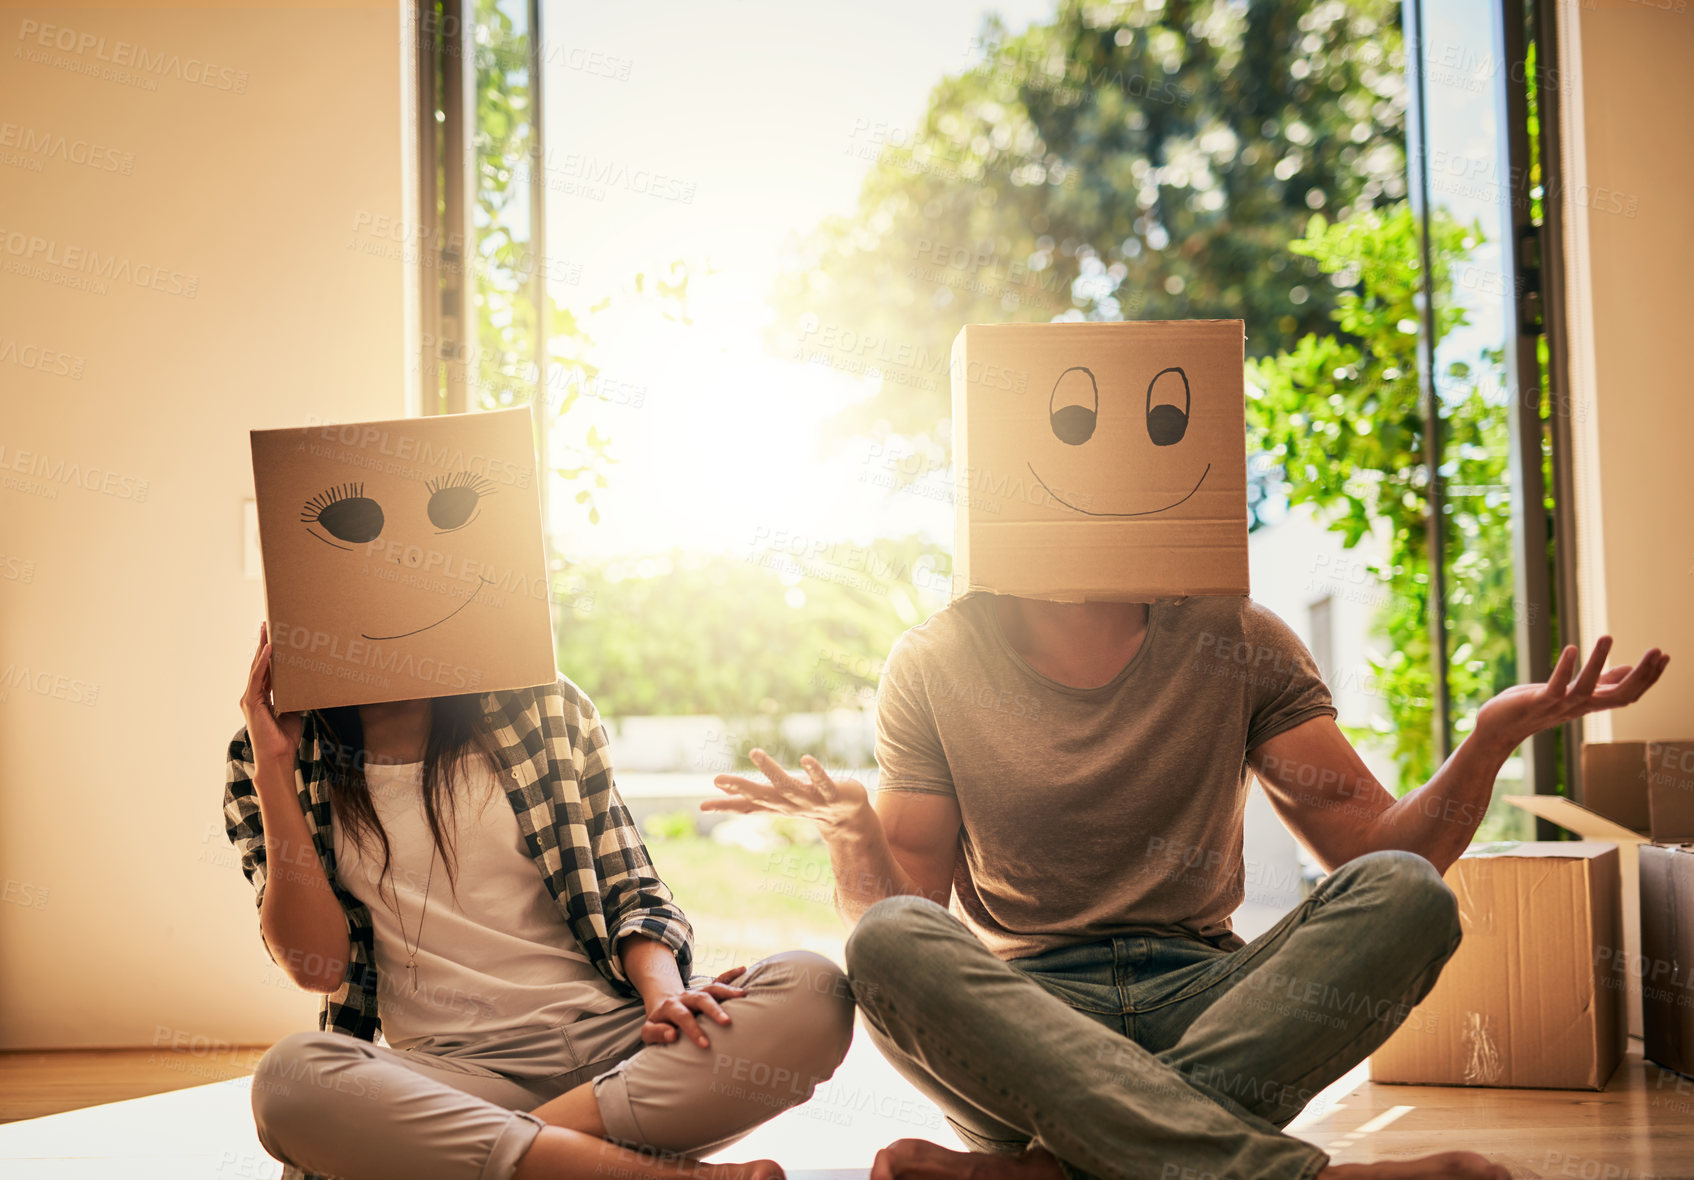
[1049,366,1098,446]
[301,484,383,547]
[426,471,496,531]
[1146,366,1190,446]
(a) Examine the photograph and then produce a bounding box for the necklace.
[387,842,436,995]
[363,754,435,995]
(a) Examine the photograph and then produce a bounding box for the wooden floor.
[0,1035,1690,1178]
[0,1044,268,1123]
[1287,1045,1694,1177]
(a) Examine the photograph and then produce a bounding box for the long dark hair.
[314,693,505,910]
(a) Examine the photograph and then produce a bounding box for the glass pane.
[471,0,539,412]
[1412,0,1533,839]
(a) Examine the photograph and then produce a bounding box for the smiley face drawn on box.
[299,469,502,640]
[1029,363,1213,518]
[251,407,557,711]
[950,319,1248,601]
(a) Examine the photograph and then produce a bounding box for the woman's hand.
[706,750,871,835]
[1475,635,1669,752]
[241,622,304,766]
[640,966,749,1049]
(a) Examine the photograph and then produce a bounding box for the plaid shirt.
[223,674,693,1119]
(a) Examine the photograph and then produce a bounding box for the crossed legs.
[249,950,853,1180]
[846,851,1505,1180]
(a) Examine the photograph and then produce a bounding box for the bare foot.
[870,1138,1064,1180]
[1320,1152,1511,1180]
[512,1125,784,1180]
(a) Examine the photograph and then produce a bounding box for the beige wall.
[1559,1,1694,744]
[0,2,412,1047]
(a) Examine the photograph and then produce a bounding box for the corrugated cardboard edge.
[950,329,971,600]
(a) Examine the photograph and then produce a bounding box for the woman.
[224,623,855,1180]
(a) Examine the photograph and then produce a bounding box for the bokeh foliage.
[1248,204,1518,790]
[770,0,1407,455]
[552,538,950,762]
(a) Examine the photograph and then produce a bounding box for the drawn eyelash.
[300,482,366,523]
[425,471,496,497]
[301,481,385,546]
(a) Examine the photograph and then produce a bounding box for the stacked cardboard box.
[1582,741,1694,838]
[1507,739,1694,1040]
[1369,841,1624,1090]
[1639,843,1694,1076]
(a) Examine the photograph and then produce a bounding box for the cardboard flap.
[1503,795,1645,844]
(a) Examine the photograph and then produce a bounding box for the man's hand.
[641,967,748,1049]
[1252,635,1669,874]
[707,749,871,835]
[1475,635,1669,753]
[705,750,958,923]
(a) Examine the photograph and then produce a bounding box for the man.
[705,590,1668,1180]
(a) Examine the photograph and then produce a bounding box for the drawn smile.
[360,576,496,641]
[1026,461,1212,518]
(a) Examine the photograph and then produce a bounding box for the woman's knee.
[742,949,855,1074]
[250,1030,371,1151]
[599,952,855,1155]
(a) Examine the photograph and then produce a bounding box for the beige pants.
[249,950,855,1180]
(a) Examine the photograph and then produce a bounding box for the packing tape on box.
[1461,1010,1504,1085]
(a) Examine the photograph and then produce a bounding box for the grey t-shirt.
[873,591,1336,960]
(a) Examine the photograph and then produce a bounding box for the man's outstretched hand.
[706,749,870,835]
[1476,635,1669,752]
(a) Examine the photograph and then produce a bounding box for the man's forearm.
[1367,726,1518,873]
[823,800,929,926]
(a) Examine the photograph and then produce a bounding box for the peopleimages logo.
[0,228,200,298]
[15,19,250,93]
[0,443,150,502]
[270,622,488,692]
[0,123,135,173]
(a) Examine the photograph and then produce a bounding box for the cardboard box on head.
[250,407,557,712]
[949,319,1249,603]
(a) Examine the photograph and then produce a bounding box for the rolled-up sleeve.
[574,695,695,984]
[222,725,276,963]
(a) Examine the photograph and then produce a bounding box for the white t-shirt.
[330,755,635,1050]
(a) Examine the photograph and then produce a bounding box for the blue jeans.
[845,849,1463,1180]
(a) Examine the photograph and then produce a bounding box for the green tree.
[1248,204,1517,789]
[772,0,1407,456]
[468,0,636,522]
